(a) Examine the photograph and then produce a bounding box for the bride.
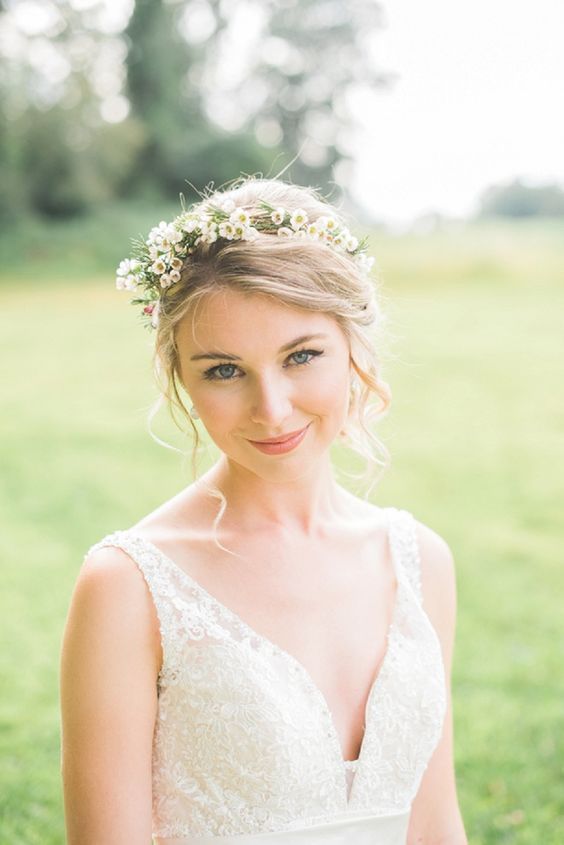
[60,177,468,844]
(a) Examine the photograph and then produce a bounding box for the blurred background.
[1,1,562,843]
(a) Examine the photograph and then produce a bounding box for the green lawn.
[1,212,562,843]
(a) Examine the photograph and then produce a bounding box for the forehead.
[177,288,346,355]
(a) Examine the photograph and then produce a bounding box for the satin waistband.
[154,809,410,844]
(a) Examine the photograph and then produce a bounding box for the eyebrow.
[190,333,329,362]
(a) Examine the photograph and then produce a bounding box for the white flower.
[116,258,136,277]
[151,259,167,275]
[324,217,338,231]
[345,235,359,252]
[233,223,247,238]
[294,229,307,239]
[218,221,236,239]
[277,226,293,238]
[125,274,138,291]
[168,227,183,244]
[182,216,200,233]
[170,256,183,271]
[148,246,159,260]
[160,273,172,288]
[115,276,126,289]
[200,220,217,236]
[332,234,346,250]
[271,207,286,225]
[202,228,218,243]
[244,227,259,240]
[230,207,250,226]
[306,222,321,239]
[221,198,235,213]
[169,269,181,284]
[290,209,308,230]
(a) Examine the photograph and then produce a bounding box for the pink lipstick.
[247,423,311,455]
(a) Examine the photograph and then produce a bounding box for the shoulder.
[412,517,457,597]
[411,514,458,671]
[71,542,163,675]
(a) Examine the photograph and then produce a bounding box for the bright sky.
[351,0,564,225]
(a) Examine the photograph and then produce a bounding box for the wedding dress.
[85,507,446,844]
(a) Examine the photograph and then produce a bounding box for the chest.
[153,529,398,761]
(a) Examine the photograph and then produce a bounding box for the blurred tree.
[478,178,564,218]
[0,0,147,217]
[203,0,393,195]
[124,0,273,198]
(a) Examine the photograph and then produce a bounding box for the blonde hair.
[146,177,393,549]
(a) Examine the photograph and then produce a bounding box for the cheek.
[302,369,350,413]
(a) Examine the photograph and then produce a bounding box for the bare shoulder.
[412,517,458,671]
[413,518,457,594]
[75,544,163,676]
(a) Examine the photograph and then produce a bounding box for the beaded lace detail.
[84,506,446,837]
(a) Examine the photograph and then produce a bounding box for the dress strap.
[387,508,423,604]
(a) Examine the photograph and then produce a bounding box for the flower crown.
[115,197,374,330]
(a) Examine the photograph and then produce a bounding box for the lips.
[249,425,310,445]
[246,423,312,455]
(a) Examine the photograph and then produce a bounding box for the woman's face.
[176,288,352,480]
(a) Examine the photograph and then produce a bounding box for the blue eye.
[202,348,323,382]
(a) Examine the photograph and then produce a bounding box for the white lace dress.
[85,507,446,844]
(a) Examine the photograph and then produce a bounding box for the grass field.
[1,209,562,843]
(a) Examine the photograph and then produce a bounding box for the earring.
[189,405,199,420]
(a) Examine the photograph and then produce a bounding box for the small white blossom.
[182,216,199,233]
[290,209,308,230]
[277,226,293,238]
[125,274,138,290]
[221,198,235,213]
[218,221,235,239]
[306,223,321,239]
[202,229,218,244]
[168,227,183,244]
[233,223,247,238]
[115,276,126,289]
[116,258,136,277]
[324,217,338,231]
[200,220,217,236]
[160,273,172,288]
[245,227,259,240]
[151,259,167,275]
[345,235,359,252]
[169,269,181,284]
[271,207,286,225]
[170,257,183,271]
[230,207,250,226]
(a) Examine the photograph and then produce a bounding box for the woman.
[60,178,468,844]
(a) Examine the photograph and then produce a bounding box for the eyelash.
[202,348,324,382]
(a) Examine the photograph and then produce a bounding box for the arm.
[59,546,163,845]
[407,522,469,845]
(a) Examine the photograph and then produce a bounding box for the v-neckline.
[120,506,405,789]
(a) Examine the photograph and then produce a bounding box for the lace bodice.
[84,506,446,840]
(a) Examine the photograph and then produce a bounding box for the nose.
[249,373,294,428]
